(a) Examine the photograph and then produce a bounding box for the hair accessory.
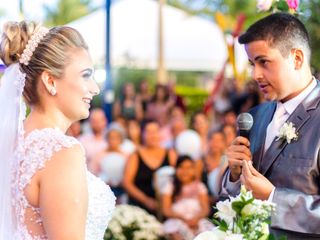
[19,27,49,65]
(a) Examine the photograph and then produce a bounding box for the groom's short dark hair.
[239,13,311,63]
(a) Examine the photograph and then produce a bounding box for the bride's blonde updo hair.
[0,21,88,105]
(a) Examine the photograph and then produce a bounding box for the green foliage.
[43,0,98,26]
[231,197,254,215]
[212,186,277,240]
[273,0,290,12]
[166,0,267,30]
[175,85,209,114]
[167,0,320,74]
[172,70,200,87]
[113,67,208,113]
[299,0,320,71]
[112,67,156,97]
[113,67,201,94]
[104,221,140,240]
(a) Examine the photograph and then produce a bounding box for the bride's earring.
[50,88,57,96]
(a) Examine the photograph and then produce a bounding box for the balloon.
[154,166,175,194]
[175,130,202,160]
[99,152,127,186]
[121,139,136,155]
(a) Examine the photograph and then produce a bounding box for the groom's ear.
[40,70,56,94]
[291,48,304,70]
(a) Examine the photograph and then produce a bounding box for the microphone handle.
[239,129,250,140]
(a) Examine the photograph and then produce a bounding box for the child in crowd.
[90,123,127,203]
[162,155,213,240]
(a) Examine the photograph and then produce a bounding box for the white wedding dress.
[12,128,116,240]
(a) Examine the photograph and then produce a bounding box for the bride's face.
[55,48,99,121]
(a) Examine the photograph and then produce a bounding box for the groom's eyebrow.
[254,55,267,61]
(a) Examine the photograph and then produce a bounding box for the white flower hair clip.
[276,121,298,144]
[19,27,49,65]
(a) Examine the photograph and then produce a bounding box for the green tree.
[167,0,320,72]
[166,0,266,30]
[300,0,320,71]
[44,0,98,26]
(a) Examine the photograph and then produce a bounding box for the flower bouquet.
[194,186,283,240]
[104,204,165,240]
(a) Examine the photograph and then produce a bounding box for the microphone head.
[237,113,254,131]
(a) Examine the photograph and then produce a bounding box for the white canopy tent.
[68,0,247,72]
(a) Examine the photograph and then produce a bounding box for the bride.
[0,21,115,239]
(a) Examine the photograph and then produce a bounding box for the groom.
[221,13,320,239]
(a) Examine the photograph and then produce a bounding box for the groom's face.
[245,40,296,102]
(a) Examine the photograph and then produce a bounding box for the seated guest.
[190,111,210,156]
[113,82,143,121]
[79,108,107,165]
[162,155,213,240]
[90,123,127,203]
[126,119,142,148]
[123,120,177,215]
[221,124,236,147]
[145,84,175,127]
[202,130,228,204]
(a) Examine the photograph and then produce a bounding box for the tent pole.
[157,0,167,84]
[103,0,113,122]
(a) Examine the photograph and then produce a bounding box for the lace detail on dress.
[86,172,115,239]
[12,128,115,240]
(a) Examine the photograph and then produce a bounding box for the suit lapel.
[260,106,310,175]
[259,81,320,175]
[251,102,276,171]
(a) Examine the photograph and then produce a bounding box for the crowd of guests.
[66,79,261,240]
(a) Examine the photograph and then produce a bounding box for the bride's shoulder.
[24,127,79,147]
[17,128,86,186]
[22,127,85,164]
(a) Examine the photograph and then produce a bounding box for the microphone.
[237,113,254,139]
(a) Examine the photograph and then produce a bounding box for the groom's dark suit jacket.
[223,80,320,239]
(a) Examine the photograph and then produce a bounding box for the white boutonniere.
[276,122,298,144]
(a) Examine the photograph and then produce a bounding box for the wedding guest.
[66,120,82,138]
[202,130,228,202]
[222,109,237,127]
[170,105,186,119]
[113,82,143,121]
[90,123,127,203]
[168,79,187,113]
[190,111,210,156]
[221,124,237,147]
[146,84,175,127]
[126,119,142,148]
[123,120,177,215]
[162,155,213,240]
[136,79,152,114]
[79,108,107,165]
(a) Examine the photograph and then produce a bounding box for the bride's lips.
[82,97,92,105]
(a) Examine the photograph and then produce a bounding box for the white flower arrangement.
[104,204,165,240]
[194,186,278,240]
[276,122,298,144]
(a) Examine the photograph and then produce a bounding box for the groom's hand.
[226,136,252,182]
[241,160,274,200]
